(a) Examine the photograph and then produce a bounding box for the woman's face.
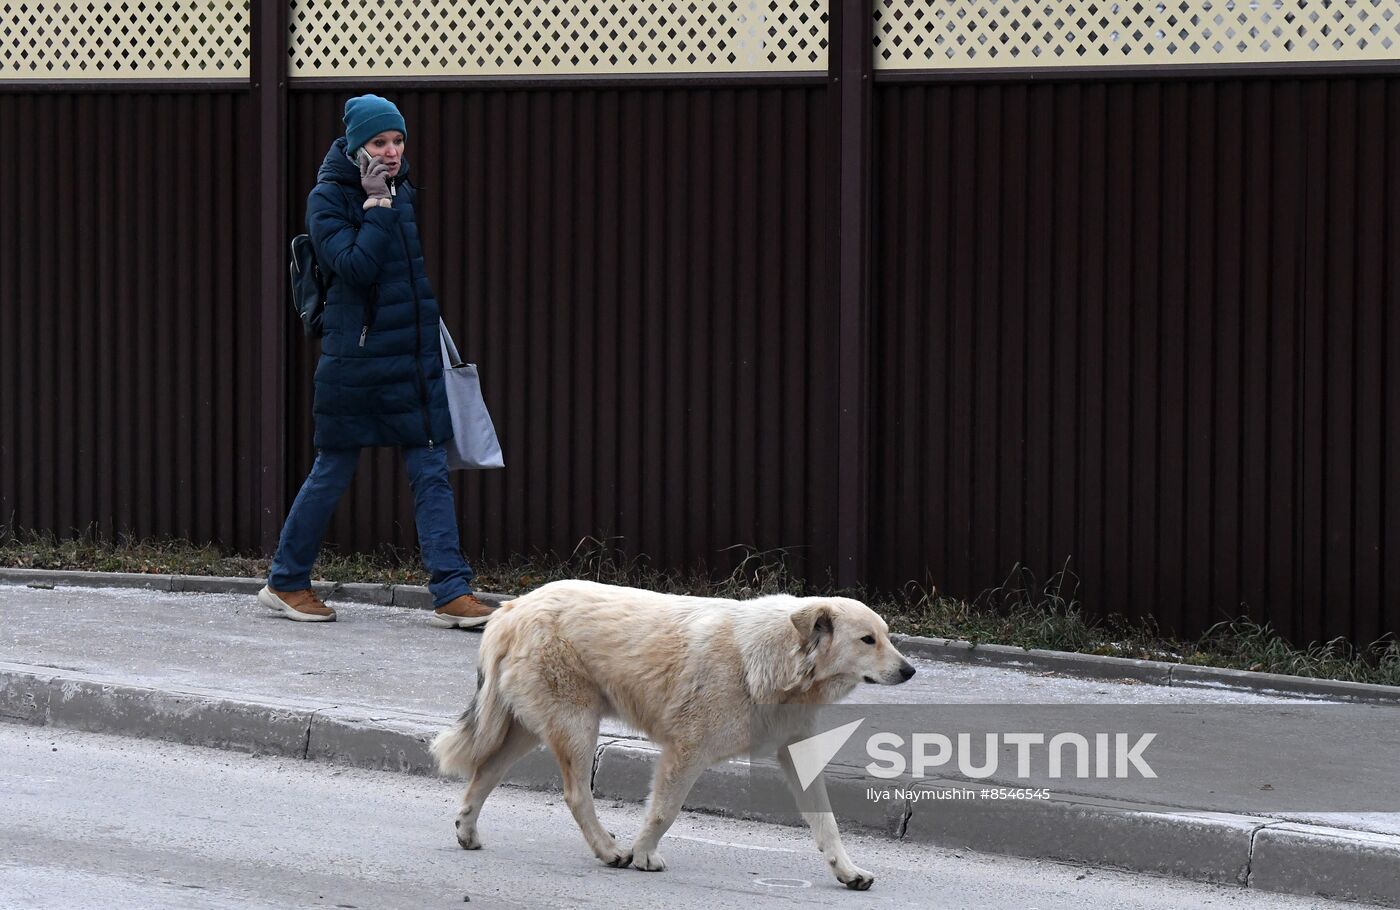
[363,130,405,177]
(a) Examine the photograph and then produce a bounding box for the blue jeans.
[268,446,475,607]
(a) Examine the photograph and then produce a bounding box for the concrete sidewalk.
[3,579,1399,906]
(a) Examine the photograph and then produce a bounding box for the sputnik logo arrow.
[787,718,866,790]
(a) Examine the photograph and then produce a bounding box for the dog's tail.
[430,628,514,779]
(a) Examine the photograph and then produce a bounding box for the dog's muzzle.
[865,662,917,685]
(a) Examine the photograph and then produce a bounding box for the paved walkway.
[3,579,1398,906]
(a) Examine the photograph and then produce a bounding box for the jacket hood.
[318,136,411,187]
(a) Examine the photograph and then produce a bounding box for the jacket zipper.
[392,182,434,448]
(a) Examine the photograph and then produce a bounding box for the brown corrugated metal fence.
[4,57,1400,639]
[0,90,263,548]
[869,76,1400,642]
[283,86,840,578]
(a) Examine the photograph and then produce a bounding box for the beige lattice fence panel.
[875,0,1400,69]
[289,0,828,76]
[1,0,249,78]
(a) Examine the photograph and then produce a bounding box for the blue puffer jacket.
[305,137,452,449]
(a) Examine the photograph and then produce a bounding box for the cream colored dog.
[431,579,916,890]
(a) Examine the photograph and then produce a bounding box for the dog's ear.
[791,602,835,647]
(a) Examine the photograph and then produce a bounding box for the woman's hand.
[360,154,391,202]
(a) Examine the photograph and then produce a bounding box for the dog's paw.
[454,822,482,850]
[837,866,874,891]
[599,846,633,868]
[631,849,667,872]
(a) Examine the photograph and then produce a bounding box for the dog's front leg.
[628,747,707,872]
[777,745,874,890]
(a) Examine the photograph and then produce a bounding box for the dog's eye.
[860,635,876,645]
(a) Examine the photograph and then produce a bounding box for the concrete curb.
[901,785,1258,885]
[591,739,908,838]
[1,660,1396,907]
[6,566,1396,705]
[890,634,1400,705]
[891,636,1174,686]
[0,663,314,758]
[0,568,513,609]
[1,567,178,592]
[1250,822,1400,906]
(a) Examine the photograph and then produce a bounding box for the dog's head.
[788,598,916,694]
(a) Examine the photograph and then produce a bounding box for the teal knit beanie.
[343,94,407,155]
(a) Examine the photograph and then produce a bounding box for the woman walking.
[258,94,494,630]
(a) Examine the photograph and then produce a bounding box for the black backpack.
[288,233,326,338]
[289,183,363,339]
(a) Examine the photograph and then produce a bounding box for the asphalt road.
[0,725,1368,910]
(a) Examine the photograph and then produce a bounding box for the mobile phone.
[355,146,374,168]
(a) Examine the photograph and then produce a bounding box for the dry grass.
[3,524,1396,686]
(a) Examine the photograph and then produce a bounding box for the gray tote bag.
[439,319,504,470]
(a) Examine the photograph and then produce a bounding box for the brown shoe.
[430,594,495,630]
[258,585,337,622]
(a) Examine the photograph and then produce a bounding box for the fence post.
[251,0,289,553]
[830,0,874,588]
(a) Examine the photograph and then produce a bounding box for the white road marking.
[670,834,798,854]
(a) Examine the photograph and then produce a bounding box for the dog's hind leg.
[542,714,631,868]
[627,746,707,872]
[455,718,540,850]
[776,745,874,890]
